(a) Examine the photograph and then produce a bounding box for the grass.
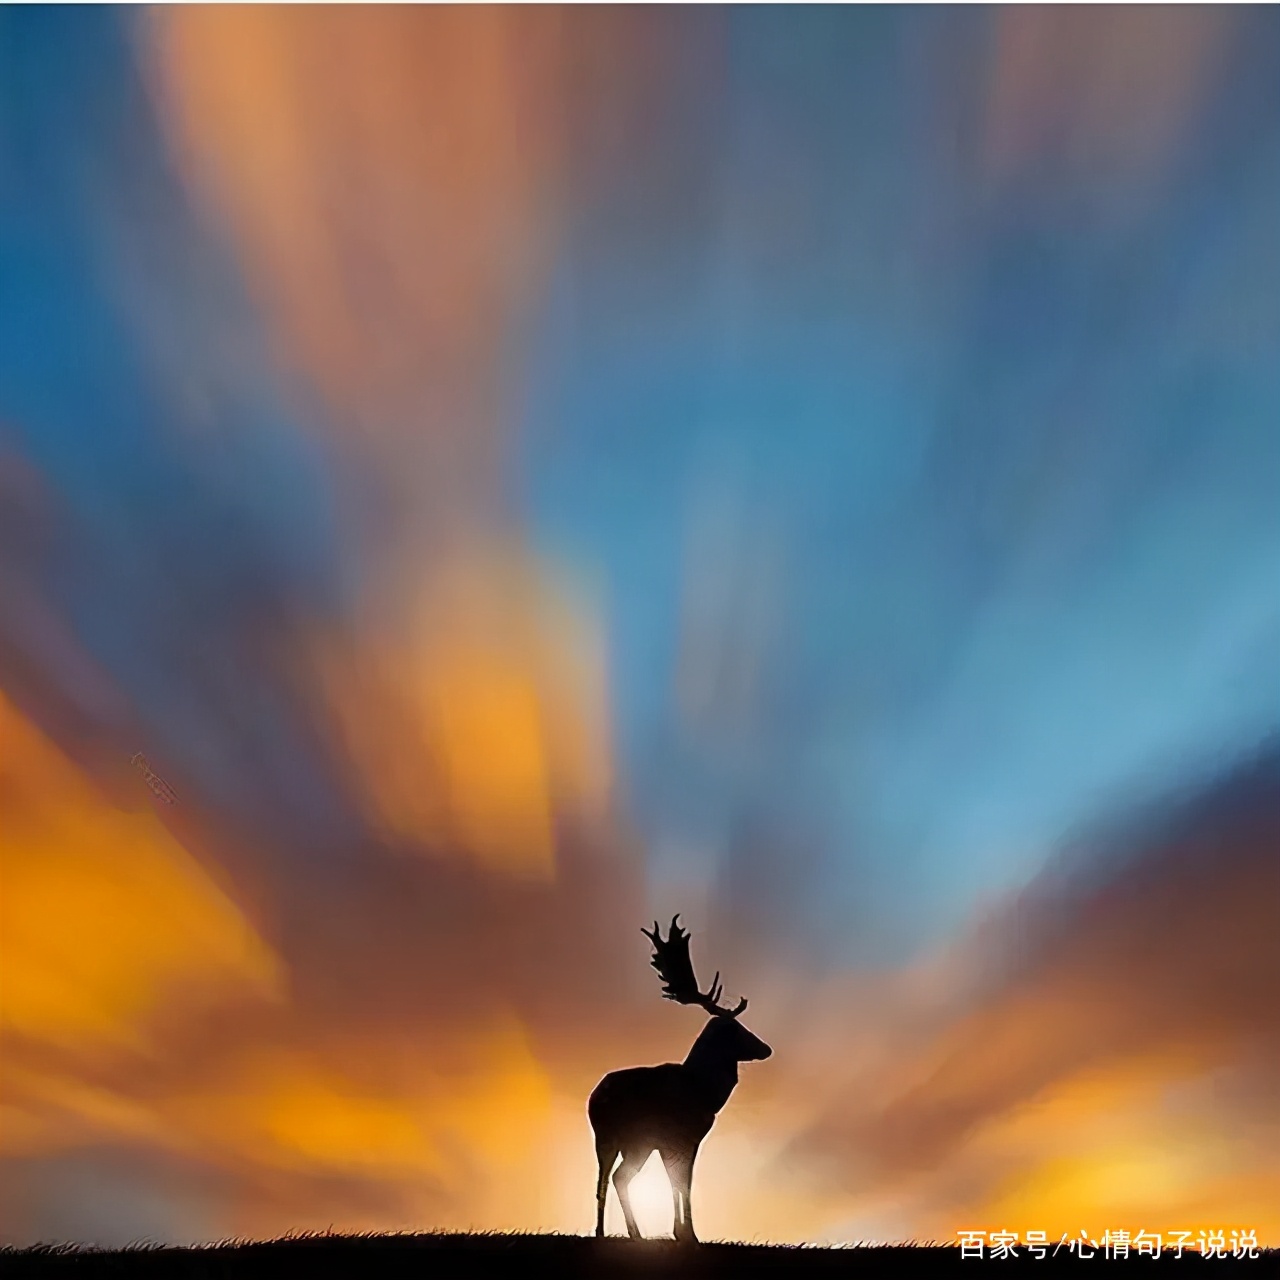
[2,1231,1275,1277]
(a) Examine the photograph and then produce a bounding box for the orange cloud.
[0,690,284,1058]
[982,7,1237,193]
[131,9,618,884]
[780,762,1280,1244]
[305,543,612,878]
[159,1013,551,1187]
[0,681,616,1240]
[140,5,567,450]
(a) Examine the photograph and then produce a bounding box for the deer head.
[642,915,771,1064]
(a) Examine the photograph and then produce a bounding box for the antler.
[641,914,747,1018]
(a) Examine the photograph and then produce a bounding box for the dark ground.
[2,1234,1277,1278]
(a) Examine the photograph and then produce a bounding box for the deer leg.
[611,1148,650,1241]
[595,1141,618,1238]
[659,1148,687,1240]
[673,1146,699,1244]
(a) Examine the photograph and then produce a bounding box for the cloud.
[981,7,1239,198]
[2,4,1278,1250]
[779,740,1280,1238]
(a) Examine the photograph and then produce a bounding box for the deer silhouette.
[588,914,771,1243]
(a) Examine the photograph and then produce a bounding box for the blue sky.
[3,6,1279,968]
[517,8,1280,958]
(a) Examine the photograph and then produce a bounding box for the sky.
[2,4,1279,1250]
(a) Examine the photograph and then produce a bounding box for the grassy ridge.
[2,1232,1275,1277]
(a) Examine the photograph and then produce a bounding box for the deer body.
[589,919,772,1243]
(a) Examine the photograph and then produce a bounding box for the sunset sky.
[2,4,1279,1249]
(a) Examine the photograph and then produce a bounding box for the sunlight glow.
[609,1153,675,1240]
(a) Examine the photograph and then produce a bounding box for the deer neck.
[682,1043,739,1113]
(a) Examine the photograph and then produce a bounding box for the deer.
[588,914,772,1244]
